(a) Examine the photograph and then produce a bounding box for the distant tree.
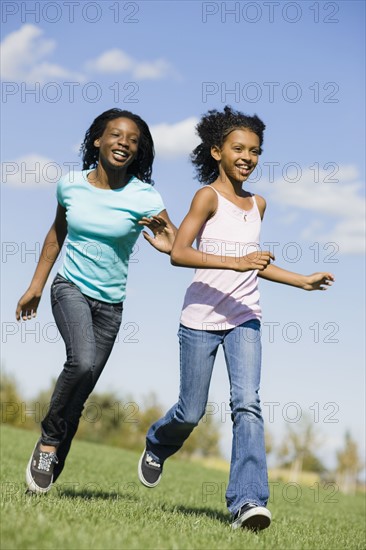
[277,414,326,480]
[75,389,131,445]
[265,428,274,456]
[1,372,223,458]
[1,370,57,431]
[0,370,23,427]
[181,411,221,458]
[336,431,363,494]
[134,392,164,439]
[76,390,223,457]
[31,380,56,428]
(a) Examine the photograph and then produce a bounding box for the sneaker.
[231,503,271,531]
[52,458,64,484]
[26,440,58,494]
[52,422,78,483]
[138,449,162,488]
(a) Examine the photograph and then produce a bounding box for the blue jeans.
[146,320,269,515]
[41,274,122,465]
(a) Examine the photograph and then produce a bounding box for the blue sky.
[1,1,365,474]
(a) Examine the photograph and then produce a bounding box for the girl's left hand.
[139,216,176,254]
[303,272,335,291]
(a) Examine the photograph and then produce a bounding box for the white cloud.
[84,49,133,73]
[1,154,65,186]
[133,58,173,80]
[151,117,199,158]
[272,165,363,217]
[1,27,177,85]
[0,24,84,83]
[85,48,178,80]
[306,217,365,255]
[257,164,365,254]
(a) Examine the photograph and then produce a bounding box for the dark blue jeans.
[41,274,122,471]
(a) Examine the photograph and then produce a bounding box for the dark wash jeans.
[41,274,123,466]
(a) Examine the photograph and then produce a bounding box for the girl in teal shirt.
[16,108,176,494]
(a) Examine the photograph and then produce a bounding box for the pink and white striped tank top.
[180,186,262,331]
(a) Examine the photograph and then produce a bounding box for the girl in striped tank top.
[139,106,335,531]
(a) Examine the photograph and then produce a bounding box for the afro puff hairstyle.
[191,105,265,185]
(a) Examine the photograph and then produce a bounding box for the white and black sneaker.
[26,439,58,494]
[138,449,162,488]
[231,503,271,531]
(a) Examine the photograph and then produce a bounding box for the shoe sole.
[25,442,53,495]
[232,507,271,531]
[137,450,161,488]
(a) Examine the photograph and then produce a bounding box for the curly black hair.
[80,108,155,183]
[191,105,265,185]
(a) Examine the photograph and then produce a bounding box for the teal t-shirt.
[57,170,165,303]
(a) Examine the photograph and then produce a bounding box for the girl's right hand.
[235,251,275,272]
[16,289,42,321]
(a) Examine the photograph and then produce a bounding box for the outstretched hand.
[138,216,176,254]
[16,289,42,321]
[303,272,335,291]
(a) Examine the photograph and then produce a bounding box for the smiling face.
[94,117,140,170]
[211,128,260,183]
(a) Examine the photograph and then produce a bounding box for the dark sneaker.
[26,440,58,494]
[231,503,271,531]
[52,422,78,483]
[52,440,70,483]
[138,449,162,488]
[52,457,65,484]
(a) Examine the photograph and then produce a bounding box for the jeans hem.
[40,436,61,447]
[230,499,267,516]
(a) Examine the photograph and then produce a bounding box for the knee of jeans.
[176,406,204,426]
[65,355,94,378]
[232,397,262,418]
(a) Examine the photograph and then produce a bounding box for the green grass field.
[1,425,365,549]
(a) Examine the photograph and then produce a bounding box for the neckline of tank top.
[208,186,256,214]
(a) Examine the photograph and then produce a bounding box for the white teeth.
[113,150,128,158]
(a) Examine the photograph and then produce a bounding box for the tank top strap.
[205,185,220,199]
[207,186,258,213]
[251,192,257,206]
[207,186,219,194]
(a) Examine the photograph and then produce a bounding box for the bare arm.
[16,203,68,320]
[256,197,334,290]
[258,264,335,291]
[170,188,274,272]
